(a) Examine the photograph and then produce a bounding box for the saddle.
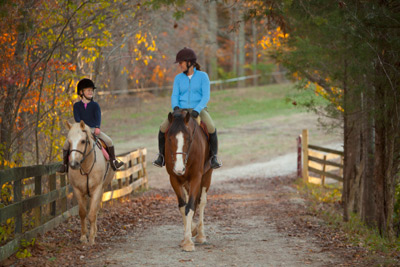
[92,135,110,161]
[199,121,209,140]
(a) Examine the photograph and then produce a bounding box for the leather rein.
[69,132,97,197]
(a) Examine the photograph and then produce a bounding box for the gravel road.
[84,152,343,267]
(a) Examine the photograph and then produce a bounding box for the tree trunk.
[237,9,245,88]
[207,0,218,81]
[232,7,237,77]
[373,85,396,240]
[343,60,363,221]
[252,20,258,87]
[360,90,375,226]
[0,13,29,168]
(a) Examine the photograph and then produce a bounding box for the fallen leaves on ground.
[2,175,399,266]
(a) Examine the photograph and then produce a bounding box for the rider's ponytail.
[193,62,201,71]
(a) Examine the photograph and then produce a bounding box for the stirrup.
[111,160,124,171]
[211,156,222,169]
[152,154,165,167]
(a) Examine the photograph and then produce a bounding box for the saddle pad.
[94,137,110,160]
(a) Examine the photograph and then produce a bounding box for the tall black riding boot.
[209,129,222,169]
[58,149,69,173]
[108,146,124,171]
[153,130,165,167]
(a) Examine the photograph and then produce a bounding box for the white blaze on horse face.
[174,132,185,174]
[69,134,84,163]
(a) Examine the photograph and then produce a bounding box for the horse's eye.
[81,140,85,144]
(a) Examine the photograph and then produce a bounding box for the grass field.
[100,82,342,173]
[102,83,327,139]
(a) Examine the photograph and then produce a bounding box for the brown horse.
[165,109,213,252]
[66,121,115,245]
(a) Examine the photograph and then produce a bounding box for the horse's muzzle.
[69,161,81,170]
[173,167,185,176]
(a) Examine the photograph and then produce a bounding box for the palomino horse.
[165,109,213,252]
[66,120,115,245]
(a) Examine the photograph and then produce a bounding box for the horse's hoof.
[89,237,95,246]
[80,236,87,243]
[182,242,195,252]
[195,235,206,244]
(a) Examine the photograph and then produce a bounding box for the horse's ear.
[184,111,191,124]
[168,112,173,123]
[65,120,72,130]
[79,120,85,130]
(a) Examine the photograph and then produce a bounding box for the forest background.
[1,0,400,248]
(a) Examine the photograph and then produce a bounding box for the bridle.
[171,118,198,168]
[69,131,97,196]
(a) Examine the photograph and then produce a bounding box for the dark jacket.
[73,100,101,128]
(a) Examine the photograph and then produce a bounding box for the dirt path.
[83,171,343,267]
[6,159,354,267]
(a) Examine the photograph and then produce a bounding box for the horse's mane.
[168,113,190,136]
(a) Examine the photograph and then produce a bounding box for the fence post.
[34,175,42,227]
[321,155,327,186]
[49,174,56,217]
[60,174,67,213]
[13,179,22,234]
[137,150,143,181]
[297,135,302,178]
[142,149,149,190]
[302,129,309,182]
[339,156,344,177]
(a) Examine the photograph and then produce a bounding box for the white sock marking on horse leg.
[174,132,185,173]
[196,187,207,243]
[181,187,196,233]
[184,209,194,242]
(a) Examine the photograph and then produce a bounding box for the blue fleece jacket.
[73,100,101,128]
[171,68,210,113]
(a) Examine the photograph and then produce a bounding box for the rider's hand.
[191,110,199,118]
[94,128,101,136]
[173,106,179,111]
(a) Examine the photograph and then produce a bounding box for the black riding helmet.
[77,78,96,96]
[175,47,197,63]
[176,48,197,75]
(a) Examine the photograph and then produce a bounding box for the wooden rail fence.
[299,129,343,185]
[0,148,148,262]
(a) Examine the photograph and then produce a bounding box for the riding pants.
[160,108,216,134]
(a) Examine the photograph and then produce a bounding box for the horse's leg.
[87,186,103,245]
[182,186,198,237]
[179,204,187,247]
[182,176,202,252]
[195,186,207,244]
[73,189,88,243]
[196,170,212,244]
[169,177,188,247]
